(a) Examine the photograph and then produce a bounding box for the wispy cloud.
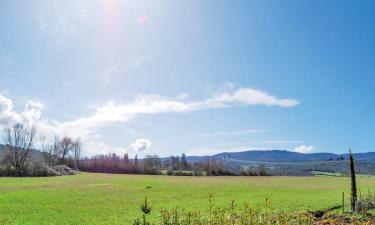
[102,55,156,86]
[0,86,298,155]
[35,14,68,40]
[212,88,299,107]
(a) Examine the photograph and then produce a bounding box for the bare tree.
[73,139,81,169]
[2,123,36,176]
[46,136,59,166]
[40,136,53,166]
[58,137,75,164]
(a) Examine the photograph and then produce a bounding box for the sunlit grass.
[0,173,374,224]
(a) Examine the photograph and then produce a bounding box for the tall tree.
[349,149,357,212]
[59,137,75,164]
[134,154,138,169]
[3,123,36,176]
[124,153,129,165]
[73,139,81,169]
[40,136,53,166]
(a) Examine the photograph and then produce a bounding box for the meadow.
[0,173,375,224]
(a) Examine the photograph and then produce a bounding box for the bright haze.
[0,0,374,157]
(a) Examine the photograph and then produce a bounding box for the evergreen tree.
[349,149,357,212]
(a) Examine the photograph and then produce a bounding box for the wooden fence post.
[342,192,345,214]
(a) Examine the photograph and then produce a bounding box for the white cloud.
[0,94,15,120]
[22,101,43,125]
[52,88,296,137]
[0,94,42,127]
[0,85,299,155]
[131,138,152,152]
[293,145,315,153]
[212,88,299,107]
[101,55,156,86]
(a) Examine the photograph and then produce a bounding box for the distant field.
[0,173,375,225]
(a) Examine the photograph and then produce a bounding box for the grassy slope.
[0,173,374,224]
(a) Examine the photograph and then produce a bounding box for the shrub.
[133,196,375,225]
[356,191,375,213]
[27,162,59,177]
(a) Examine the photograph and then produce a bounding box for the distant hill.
[186,150,375,163]
[183,150,375,175]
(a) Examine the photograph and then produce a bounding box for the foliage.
[350,149,357,212]
[356,191,375,213]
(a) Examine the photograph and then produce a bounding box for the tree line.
[77,153,271,176]
[78,153,194,175]
[0,123,271,177]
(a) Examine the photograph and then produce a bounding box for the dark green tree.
[349,149,357,212]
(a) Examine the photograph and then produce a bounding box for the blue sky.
[0,0,374,157]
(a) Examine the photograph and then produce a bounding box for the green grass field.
[1,173,375,224]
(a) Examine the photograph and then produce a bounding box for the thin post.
[342,192,345,214]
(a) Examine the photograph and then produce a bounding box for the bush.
[52,165,78,176]
[0,161,63,177]
[193,170,204,176]
[166,169,173,175]
[27,162,59,177]
[173,170,194,176]
[356,192,375,213]
[0,165,17,176]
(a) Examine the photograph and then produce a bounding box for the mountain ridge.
[186,149,375,163]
